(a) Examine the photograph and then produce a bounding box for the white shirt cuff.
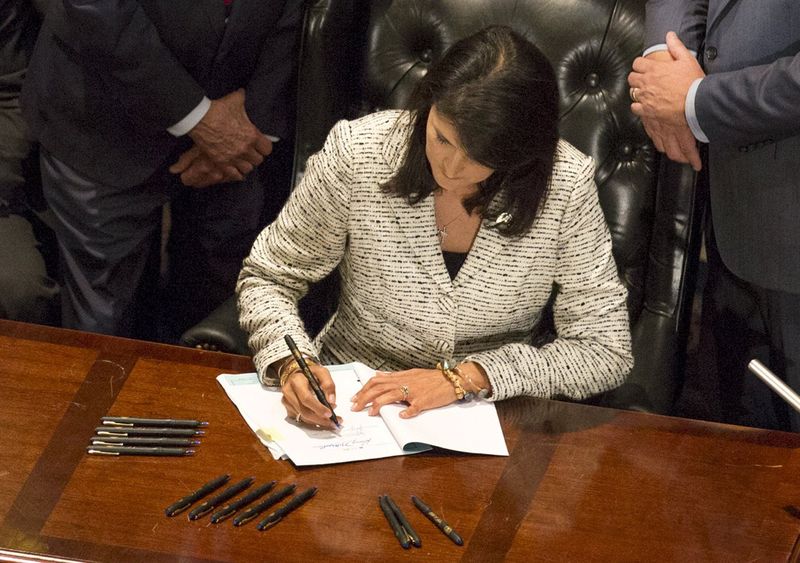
[643,44,668,57]
[167,97,211,137]
[685,77,709,143]
[643,44,697,58]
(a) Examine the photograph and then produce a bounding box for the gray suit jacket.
[237,111,633,401]
[645,0,800,293]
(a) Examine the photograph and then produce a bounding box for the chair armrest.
[179,296,249,356]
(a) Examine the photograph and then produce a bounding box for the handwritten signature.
[316,437,373,450]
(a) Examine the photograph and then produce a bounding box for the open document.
[217,362,508,466]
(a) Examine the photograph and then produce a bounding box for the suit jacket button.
[705,46,718,60]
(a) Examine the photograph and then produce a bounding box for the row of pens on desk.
[165,473,316,531]
[86,417,462,545]
[86,416,207,456]
[163,473,462,545]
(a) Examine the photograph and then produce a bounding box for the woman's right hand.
[280,363,340,429]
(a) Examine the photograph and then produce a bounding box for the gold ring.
[400,385,410,402]
[629,87,640,103]
[295,413,302,423]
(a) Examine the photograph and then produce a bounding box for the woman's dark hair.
[382,25,560,237]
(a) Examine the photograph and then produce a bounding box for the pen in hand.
[284,335,340,428]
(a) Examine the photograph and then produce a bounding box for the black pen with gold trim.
[233,483,296,526]
[411,495,463,546]
[284,335,339,428]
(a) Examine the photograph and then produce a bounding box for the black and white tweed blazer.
[237,110,633,401]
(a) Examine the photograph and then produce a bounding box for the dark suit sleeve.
[644,0,708,51]
[695,54,800,145]
[243,0,305,139]
[53,1,205,131]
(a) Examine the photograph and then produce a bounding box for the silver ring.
[629,87,640,103]
[400,385,410,402]
[295,413,302,423]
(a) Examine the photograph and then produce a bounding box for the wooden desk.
[1,320,800,562]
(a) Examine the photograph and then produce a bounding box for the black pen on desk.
[211,480,277,524]
[233,483,296,526]
[165,474,230,517]
[188,477,255,520]
[86,445,195,457]
[384,495,420,547]
[94,427,204,437]
[411,495,463,546]
[101,416,208,428]
[284,335,339,428]
[91,436,200,447]
[379,495,411,549]
[256,486,318,531]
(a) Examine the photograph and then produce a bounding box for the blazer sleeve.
[466,158,633,401]
[244,0,304,139]
[50,1,205,131]
[237,119,353,384]
[644,0,708,52]
[695,54,800,146]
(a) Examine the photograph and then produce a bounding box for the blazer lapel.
[707,0,739,35]
[380,114,517,292]
[381,118,453,292]
[452,197,515,288]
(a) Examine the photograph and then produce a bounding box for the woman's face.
[425,105,494,194]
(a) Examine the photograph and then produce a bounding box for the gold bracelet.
[453,364,489,399]
[437,360,469,402]
[278,359,300,387]
[278,355,317,387]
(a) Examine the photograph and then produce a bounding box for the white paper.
[217,362,508,466]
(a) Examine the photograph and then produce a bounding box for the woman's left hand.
[350,368,458,419]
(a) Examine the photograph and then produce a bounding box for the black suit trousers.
[40,148,269,342]
[701,220,800,432]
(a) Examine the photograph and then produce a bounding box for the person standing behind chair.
[628,1,800,431]
[0,0,59,325]
[22,0,304,340]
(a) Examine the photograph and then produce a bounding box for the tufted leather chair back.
[180,0,703,413]
[292,0,703,412]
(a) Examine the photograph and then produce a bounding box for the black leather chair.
[181,0,704,414]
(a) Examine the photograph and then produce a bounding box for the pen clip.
[87,449,119,456]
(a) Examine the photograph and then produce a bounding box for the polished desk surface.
[1,320,800,562]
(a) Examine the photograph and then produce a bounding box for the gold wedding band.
[400,385,410,402]
[629,87,640,103]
